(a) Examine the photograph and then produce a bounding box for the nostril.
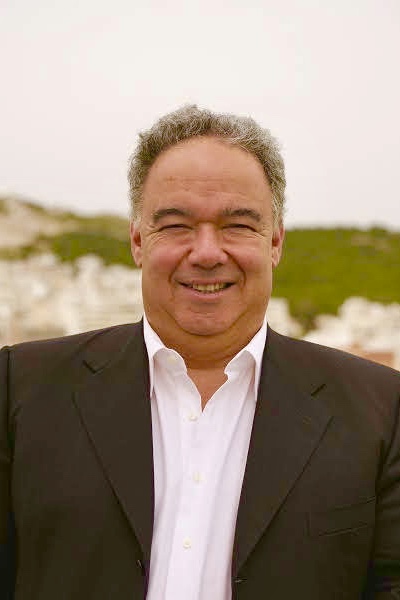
[188,240,227,268]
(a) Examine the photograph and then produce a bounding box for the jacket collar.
[232,329,332,575]
[74,322,154,567]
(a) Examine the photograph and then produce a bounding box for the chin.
[180,318,238,338]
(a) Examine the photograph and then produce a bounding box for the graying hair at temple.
[128,104,286,229]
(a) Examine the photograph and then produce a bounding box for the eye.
[224,223,256,232]
[159,223,191,231]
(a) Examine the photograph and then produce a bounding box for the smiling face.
[130,136,284,365]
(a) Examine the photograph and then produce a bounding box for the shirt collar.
[225,317,267,399]
[143,313,267,400]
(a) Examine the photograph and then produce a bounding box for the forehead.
[142,136,272,208]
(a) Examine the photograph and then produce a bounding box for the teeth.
[191,283,229,293]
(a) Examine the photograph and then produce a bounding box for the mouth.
[181,282,233,294]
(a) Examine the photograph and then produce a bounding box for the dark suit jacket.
[0,322,399,599]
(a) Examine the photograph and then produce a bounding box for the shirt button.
[193,472,202,483]
[188,413,198,421]
[183,538,192,549]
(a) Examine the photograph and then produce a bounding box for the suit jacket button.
[136,558,145,575]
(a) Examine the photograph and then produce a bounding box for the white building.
[1,255,399,369]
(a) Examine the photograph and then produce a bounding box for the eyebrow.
[152,206,262,223]
[152,208,191,223]
[221,208,262,222]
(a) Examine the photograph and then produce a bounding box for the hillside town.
[0,196,399,368]
[1,253,399,369]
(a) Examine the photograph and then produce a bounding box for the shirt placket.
[164,372,205,599]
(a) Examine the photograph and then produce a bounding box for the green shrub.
[273,228,400,328]
[48,232,133,266]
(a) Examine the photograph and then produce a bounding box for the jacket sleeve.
[0,347,16,599]
[364,387,400,599]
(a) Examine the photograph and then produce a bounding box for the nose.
[188,224,227,268]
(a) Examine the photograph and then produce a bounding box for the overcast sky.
[1,0,399,230]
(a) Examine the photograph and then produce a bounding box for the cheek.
[143,240,185,274]
[231,243,271,274]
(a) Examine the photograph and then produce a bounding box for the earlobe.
[130,221,143,268]
[271,225,285,269]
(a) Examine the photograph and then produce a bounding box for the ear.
[271,224,285,269]
[130,220,143,268]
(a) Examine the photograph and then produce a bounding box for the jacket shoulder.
[1,322,144,382]
[266,328,399,389]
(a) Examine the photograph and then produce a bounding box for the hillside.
[0,195,129,256]
[274,227,400,328]
[1,196,399,328]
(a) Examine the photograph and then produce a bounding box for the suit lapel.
[232,334,332,576]
[73,324,154,564]
[70,323,333,575]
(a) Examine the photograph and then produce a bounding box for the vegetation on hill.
[273,227,400,329]
[1,197,399,329]
[48,231,132,266]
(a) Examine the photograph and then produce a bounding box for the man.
[0,105,399,599]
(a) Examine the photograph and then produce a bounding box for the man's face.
[130,136,284,356]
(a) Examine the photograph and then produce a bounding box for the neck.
[145,316,264,408]
[145,309,265,369]
[153,327,256,371]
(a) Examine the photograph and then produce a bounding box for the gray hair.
[128,104,286,228]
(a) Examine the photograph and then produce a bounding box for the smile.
[182,282,232,293]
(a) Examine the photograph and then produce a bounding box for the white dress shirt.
[144,315,267,600]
